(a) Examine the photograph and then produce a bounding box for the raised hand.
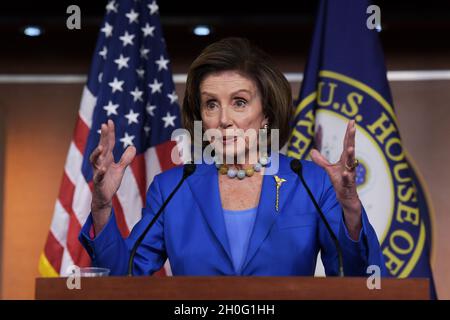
[89,119,136,233]
[310,120,362,239]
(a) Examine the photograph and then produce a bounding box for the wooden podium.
[35,277,429,300]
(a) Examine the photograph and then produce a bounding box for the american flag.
[39,0,180,276]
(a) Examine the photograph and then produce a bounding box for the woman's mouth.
[222,136,238,145]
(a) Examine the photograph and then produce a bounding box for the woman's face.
[200,70,268,162]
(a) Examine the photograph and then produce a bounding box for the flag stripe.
[57,172,89,265]
[117,167,144,230]
[43,231,65,274]
[71,176,92,225]
[60,248,76,276]
[130,153,147,203]
[64,142,83,184]
[112,195,130,238]
[145,147,162,191]
[58,173,76,216]
[67,213,91,267]
[73,116,90,155]
[79,86,96,128]
[155,140,178,171]
[49,200,70,246]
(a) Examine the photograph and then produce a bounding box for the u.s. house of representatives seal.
[288,70,435,278]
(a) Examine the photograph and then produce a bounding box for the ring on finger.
[345,159,359,171]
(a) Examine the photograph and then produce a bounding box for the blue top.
[223,207,258,273]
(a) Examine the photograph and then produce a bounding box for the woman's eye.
[234,99,247,108]
[205,101,218,110]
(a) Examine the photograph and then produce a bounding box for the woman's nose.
[219,107,232,128]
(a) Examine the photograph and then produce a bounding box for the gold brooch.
[274,175,287,212]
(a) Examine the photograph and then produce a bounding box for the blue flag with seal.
[287,0,437,298]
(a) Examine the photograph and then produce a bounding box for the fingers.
[343,120,356,152]
[342,146,357,187]
[341,170,354,187]
[118,146,137,169]
[89,145,103,168]
[339,123,357,187]
[91,120,117,186]
[107,119,115,152]
[344,146,356,169]
[94,120,116,163]
[310,148,331,169]
[93,164,107,185]
[91,145,107,184]
[348,120,356,149]
[91,120,116,171]
[98,120,117,156]
[98,123,110,156]
[341,120,356,166]
[343,121,350,151]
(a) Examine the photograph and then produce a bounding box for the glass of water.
[79,267,110,277]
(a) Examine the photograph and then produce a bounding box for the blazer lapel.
[186,164,234,265]
[186,154,296,274]
[241,161,296,272]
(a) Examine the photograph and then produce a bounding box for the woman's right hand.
[89,119,136,233]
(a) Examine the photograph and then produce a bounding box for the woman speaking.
[79,37,385,276]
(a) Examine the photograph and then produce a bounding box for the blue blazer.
[79,153,385,276]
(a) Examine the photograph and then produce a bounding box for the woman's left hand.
[310,120,362,240]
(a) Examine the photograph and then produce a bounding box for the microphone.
[127,163,196,276]
[290,159,344,277]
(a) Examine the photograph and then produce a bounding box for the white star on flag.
[103,101,119,116]
[120,132,135,148]
[136,67,145,79]
[144,125,151,135]
[148,1,159,15]
[149,79,163,93]
[125,9,139,24]
[114,54,130,70]
[155,55,169,71]
[101,22,113,37]
[162,111,176,128]
[99,46,108,59]
[130,87,144,102]
[124,109,140,124]
[140,47,150,59]
[167,91,178,104]
[141,23,155,37]
[106,1,118,13]
[146,104,156,116]
[119,31,135,47]
[108,77,124,93]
